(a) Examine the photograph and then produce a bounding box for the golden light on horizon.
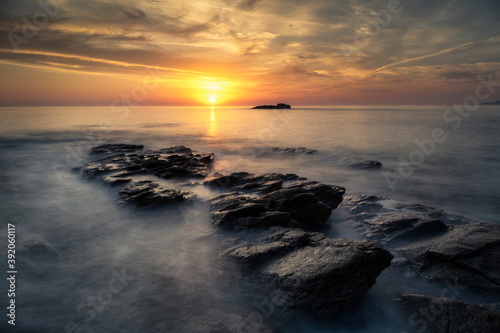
[208,94,218,105]
[190,77,239,105]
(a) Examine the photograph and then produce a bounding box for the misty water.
[1,106,499,332]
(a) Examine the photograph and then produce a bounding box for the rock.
[157,145,192,154]
[209,181,343,230]
[221,229,326,266]
[210,196,292,229]
[399,222,500,292]
[252,103,291,109]
[268,187,332,227]
[118,181,194,207]
[218,226,393,318]
[258,237,393,317]
[76,145,212,181]
[254,147,318,156]
[89,144,144,155]
[341,195,472,245]
[347,160,382,169]
[288,180,345,210]
[204,172,303,194]
[397,294,500,333]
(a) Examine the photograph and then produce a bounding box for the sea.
[0,105,499,332]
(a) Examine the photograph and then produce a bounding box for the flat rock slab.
[204,172,304,195]
[221,228,393,318]
[399,222,500,292]
[397,294,500,333]
[341,195,473,246]
[209,185,341,230]
[254,147,318,156]
[77,144,213,181]
[118,181,194,207]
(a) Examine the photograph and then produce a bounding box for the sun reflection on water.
[208,106,217,139]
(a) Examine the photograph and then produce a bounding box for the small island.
[252,103,291,109]
[480,100,500,105]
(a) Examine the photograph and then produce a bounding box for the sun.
[208,94,218,105]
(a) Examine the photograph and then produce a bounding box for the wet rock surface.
[398,222,500,292]
[219,227,393,318]
[204,172,304,194]
[76,143,500,329]
[118,181,195,207]
[254,147,318,156]
[341,195,472,245]
[209,179,345,230]
[77,144,213,181]
[347,160,382,169]
[398,294,500,333]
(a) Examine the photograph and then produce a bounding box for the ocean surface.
[0,105,499,332]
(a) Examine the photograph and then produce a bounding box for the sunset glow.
[0,0,499,106]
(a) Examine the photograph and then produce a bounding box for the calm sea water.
[0,106,499,332]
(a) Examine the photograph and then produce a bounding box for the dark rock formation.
[76,145,213,181]
[397,294,500,333]
[399,222,500,292]
[347,160,382,169]
[341,195,472,246]
[254,147,317,156]
[118,181,194,207]
[252,103,291,109]
[260,237,393,317]
[220,228,393,317]
[89,143,144,155]
[209,178,345,230]
[204,172,304,195]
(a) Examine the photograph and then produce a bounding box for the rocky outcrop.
[260,237,393,317]
[209,180,345,230]
[254,147,318,156]
[77,144,213,181]
[398,222,500,292]
[347,160,382,169]
[220,228,393,317]
[397,294,500,333]
[204,172,303,195]
[118,181,194,207]
[252,103,291,109]
[341,195,471,245]
[205,172,345,210]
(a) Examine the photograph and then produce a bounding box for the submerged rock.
[397,294,500,333]
[118,181,194,207]
[399,222,500,292]
[347,160,382,169]
[254,147,318,156]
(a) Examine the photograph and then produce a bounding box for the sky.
[0,0,499,106]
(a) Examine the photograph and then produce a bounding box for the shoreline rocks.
[397,294,500,333]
